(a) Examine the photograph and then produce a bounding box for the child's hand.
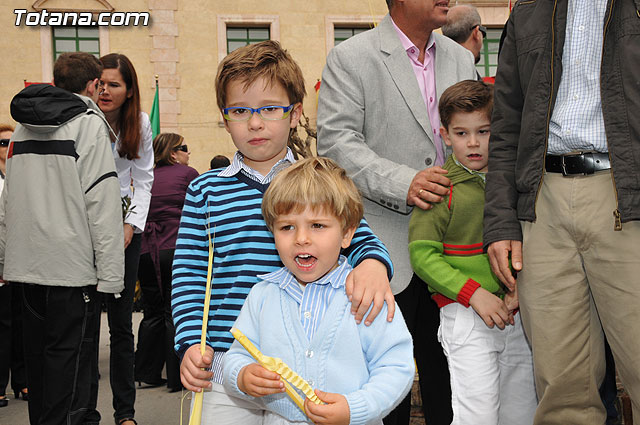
[237,363,285,397]
[304,389,350,425]
[469,287,514,329]
[180,344,214,392]
[504,285,519,313]
[347,258,395,326]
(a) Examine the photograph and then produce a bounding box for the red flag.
[24,81,52,87]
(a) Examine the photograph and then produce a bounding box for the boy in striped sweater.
[171,41,395,424]
[408,80,537,425]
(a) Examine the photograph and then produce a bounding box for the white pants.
[193,383,308,425]
[439,303,537,425]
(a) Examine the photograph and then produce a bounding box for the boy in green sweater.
[408,80,537,425]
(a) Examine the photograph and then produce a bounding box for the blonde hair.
[153,132,184,166]
[262,157,363,232]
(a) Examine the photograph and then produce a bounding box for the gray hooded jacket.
[0,84,124,293]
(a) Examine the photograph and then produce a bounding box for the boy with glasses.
[172,40,396,424]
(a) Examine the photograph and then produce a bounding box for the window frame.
[52,26,101,60]
[217,15,279,63]
[39,26,109,82]
[325,15,384,54]
[476,27,503,78]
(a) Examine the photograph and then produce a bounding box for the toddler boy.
[171,41,395,424]
[223,157,414,424]
[408,80,537,424]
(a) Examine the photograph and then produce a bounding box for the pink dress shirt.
[392,19,444,166]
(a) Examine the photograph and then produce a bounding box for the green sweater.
[408,155,502,308]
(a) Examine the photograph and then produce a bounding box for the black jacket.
[483,0,640,248]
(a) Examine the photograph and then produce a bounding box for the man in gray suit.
[317,0,476,423]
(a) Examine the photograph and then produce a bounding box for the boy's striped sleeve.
[343,217,393,281]
[171,179,211,358]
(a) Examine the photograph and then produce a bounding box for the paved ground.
[1,312,191,425]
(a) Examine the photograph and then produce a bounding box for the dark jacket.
[483,0,640,248]
[140,162,198,285]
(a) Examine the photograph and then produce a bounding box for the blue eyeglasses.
[223,104,294,122]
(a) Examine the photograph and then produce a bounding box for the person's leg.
[414,278,452,425]
[600,339,619,425]
[10,284,27,398]
[519,172,606,425]
[160,249,182,391]
[384,274,452,425]
[21,283,46,424]
[383,282,414,425]
[497,312,537,425]
[577,172,640,420]
[22,284,98,425]
[68,286,101,425]
[0,285,11,399]
[199,382,265,425]
[135,252,166,385]
[440,303,499,425]
[107,233,141,422]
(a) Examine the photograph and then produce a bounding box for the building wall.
[0,0,509,174]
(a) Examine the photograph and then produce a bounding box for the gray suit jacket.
[317,15,476,294]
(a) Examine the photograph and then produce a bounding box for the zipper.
[535,0,559,217]
[601,0,621,230]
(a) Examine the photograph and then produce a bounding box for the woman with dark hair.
[135,133,198,393]
[98,53,154,425]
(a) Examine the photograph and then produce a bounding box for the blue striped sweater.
[171,169,393,358]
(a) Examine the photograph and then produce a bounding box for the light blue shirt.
[547,0,608,154]
[260,256,351,342]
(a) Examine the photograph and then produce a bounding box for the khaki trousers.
[519,171,640,425]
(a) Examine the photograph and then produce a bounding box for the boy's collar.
[452,154,486,182]
[259,255,350,289]
[218,147,296,182]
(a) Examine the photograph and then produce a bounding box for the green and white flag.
[150,78,160,139]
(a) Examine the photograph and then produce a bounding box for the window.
[333,27,370,46]
[476,28,503,78]
[226,27,270,53]
[52,26,100,60]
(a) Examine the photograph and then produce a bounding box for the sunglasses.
[473,25,487,38]
[174,144,188,152]
[0,139,9,147]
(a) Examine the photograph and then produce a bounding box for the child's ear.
[440,126,452,147]
[341,226,357,249]
[289,102,303,129]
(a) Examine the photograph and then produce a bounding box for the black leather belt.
[545,152,610,176]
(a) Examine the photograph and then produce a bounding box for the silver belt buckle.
[561,155,568,176]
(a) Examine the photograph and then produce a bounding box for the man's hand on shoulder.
[487,240,522,291]
[407,167,451,210]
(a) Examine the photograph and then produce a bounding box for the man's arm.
[77,117,124,294]
[317,45,449,213]
[483,12,525,289]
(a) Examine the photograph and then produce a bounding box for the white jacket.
[0,84,124,293]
